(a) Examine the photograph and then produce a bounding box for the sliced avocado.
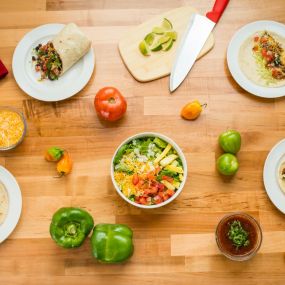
[154,144,172,164]
[165,164,184,174]
[160,154,178,167]
[161,180,175,191]
[173,180,181,189]
[153,137,167,149]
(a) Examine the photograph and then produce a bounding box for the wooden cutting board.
[118,6,215,82]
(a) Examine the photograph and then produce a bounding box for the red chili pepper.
[0,60,8,79]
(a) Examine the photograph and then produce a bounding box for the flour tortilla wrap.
[0,182,8,225]
[52,23,91,74]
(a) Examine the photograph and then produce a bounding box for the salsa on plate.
[252,31,285,81]
[32,42,62,81]
[113,137,184,206]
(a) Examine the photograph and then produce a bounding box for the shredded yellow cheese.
[0,110,25,148]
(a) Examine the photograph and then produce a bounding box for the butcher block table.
[1,0,285,284]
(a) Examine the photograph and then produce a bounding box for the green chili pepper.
[91,223,134,263]
[50,207,94,248]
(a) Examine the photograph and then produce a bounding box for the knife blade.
[170,0,229,92]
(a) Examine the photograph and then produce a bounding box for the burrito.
[32,23,91,80]
[0,182,8,225]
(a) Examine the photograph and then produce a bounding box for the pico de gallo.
[252,31,285,81]
[113,136,184,206]
[32,42,62,81]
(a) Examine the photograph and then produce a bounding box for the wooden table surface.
[1,0,285,284]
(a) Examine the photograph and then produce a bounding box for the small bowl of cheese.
[0,107,27,151]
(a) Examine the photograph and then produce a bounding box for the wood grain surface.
[0,0,285,284]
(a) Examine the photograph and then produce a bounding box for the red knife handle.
[206,0,229,23]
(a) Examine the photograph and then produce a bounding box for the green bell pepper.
[50,207,94,248]
[91,223,134,263]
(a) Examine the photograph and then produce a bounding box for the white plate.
[227,21,285,98]
[0,166,22,243]
[263,139,285,214]
[12,24,95,102]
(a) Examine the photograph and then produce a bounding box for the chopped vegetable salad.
[113,137,184,206]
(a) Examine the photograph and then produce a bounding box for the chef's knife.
[170,0,229,92]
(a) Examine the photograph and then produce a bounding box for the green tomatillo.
[217,153,239,176]
[50,207,94,248]
[91,223,134,263]
[219,130,241,154]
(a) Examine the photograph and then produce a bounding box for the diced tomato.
[266,54,273,62]
[157,183,165,191]
[261,48,267,58]
[153,195,163,204]
[272,69,280,78]
[138,197,147,205]
[147,172,155,180]
[162,175,174,183]
[132,174,139,185]
[254,36,259,42]
[162,194,169,201]
[166,189,175,197]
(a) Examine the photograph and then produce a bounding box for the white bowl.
[111,132,188,209]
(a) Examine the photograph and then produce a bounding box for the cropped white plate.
[12,24,95,102]
[227,21,285,98]
[263,139,285,214]
[0,166,22,243]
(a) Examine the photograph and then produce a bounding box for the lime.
[162,18,173,30]
[151,36,170,51]
[162,38,173,51]
[144,33,155,46]
[138,41,150,56]
[152,26,165,35]
[165,31,177,41]
[150,40,162,51]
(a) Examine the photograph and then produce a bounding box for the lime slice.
[162,18,173,30]
[165,31,177,41]
[150,40,162,51]
[162,39,173,51]
[157,35,170,45]
[139,41,150,56]
[151,35,170,51]
[152,26,165,35]
[144,33,155,46]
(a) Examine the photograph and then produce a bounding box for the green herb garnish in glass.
[227,220,250,249]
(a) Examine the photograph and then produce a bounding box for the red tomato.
[94,87,127,122]
[153,195,163,204]
[132,174,139,185]
[166,189,175,197]
[138,197,147,205]
[261,48,267,58]
[162,175,174,183]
